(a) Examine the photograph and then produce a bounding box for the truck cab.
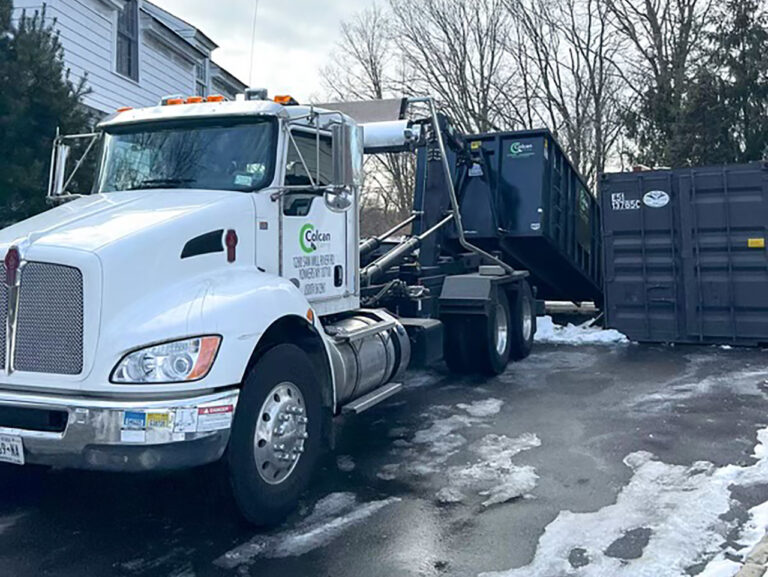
[0,93,535,525]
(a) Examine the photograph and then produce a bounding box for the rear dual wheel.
[444,280,535,375]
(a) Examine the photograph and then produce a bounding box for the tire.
[443,316,475,374]
[228,343,323,526]
[443,288,512,376]
[476,288,512,375]
[509,280,536,361]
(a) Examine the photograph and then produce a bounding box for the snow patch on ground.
[535,316,629,345]
[378,406,477,480]
[411,413,474,462]
[481,426,768,577]
[435,487,465,504]
[336,455,355,472]
[404,370,443,389]
[457,398,504,418]
[445,434,541,507]
[216,492,399,568]
[121,547,195,574]
[0,513,23,535]
[378,401,540,508]
[631,364,768,413]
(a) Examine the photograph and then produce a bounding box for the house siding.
[12,0,210,115]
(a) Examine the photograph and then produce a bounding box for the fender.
[88,268,335,400]
[200,269,337,408]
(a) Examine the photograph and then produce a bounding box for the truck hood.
[0,190,252,254]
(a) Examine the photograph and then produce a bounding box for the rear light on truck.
[111,336,222,384]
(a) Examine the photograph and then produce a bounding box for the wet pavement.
[2,342,768,577]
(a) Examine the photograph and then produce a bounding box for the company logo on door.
[300,223,331,254]
[509,141,535,158]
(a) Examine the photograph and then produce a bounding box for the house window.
[116,0,139,81]
[196,60,208,97]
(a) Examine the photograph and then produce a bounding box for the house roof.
[140,0,245,88]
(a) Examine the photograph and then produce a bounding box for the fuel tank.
[324,310,411,406]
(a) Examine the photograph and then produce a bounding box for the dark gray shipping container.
[600,163,768,345]
[418,128,602,302]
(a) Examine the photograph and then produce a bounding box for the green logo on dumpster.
[509,141,535,158]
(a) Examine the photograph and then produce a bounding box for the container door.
[602,171,682,341]
[677,165,768,342]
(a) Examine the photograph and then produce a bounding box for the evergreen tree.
[678,69,737,166]
[0,1,91,227]
[711,0,768,162]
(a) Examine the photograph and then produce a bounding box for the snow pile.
[481,426,768,577]
[535,316,629,345]
[216,492,399,568]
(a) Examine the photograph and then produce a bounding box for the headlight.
[111,336,221,384]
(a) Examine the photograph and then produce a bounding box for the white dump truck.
[0,92,535,524]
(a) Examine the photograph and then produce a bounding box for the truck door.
[280,129,351,303]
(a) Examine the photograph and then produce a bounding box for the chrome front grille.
[0,263,6,370]
[13,262,84,375]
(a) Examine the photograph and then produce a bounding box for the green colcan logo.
[509,141,535,158]
[300,223,331,254]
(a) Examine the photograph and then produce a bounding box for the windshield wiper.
[127,178,195,190]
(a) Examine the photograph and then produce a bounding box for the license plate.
[0,435,24,465]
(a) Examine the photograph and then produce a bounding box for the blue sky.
[151,0,376,101]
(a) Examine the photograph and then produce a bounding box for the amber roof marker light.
[273,95,299,106]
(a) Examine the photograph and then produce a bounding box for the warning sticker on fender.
[197,405,234,432]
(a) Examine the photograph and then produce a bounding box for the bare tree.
[388,0,513,133]
[320,5,416,235]
[321,6,394,101]
[504,0,625,181]
[323,0,629,201]
[605,0,715,165]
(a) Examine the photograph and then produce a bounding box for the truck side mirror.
[47,131,101,203]
[331,123,354,189]
[48,141,71,199]
[327,123,361,212]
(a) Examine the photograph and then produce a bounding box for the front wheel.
[228,344,323,526]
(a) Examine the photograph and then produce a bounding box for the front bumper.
[0,387,240,472]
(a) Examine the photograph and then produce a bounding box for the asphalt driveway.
[2,341,768,577]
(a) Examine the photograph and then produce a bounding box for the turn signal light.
[185,96,204,104]
[206,94,226,103]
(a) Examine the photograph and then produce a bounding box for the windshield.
[95,118,277,193]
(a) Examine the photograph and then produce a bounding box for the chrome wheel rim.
[254,381,308,485]
[495,303,509,355]
[521,297,533,341]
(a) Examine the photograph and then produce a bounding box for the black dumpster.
[600,163,768,345]
[414,128,603,303]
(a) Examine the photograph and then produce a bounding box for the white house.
[11,0,246,116]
